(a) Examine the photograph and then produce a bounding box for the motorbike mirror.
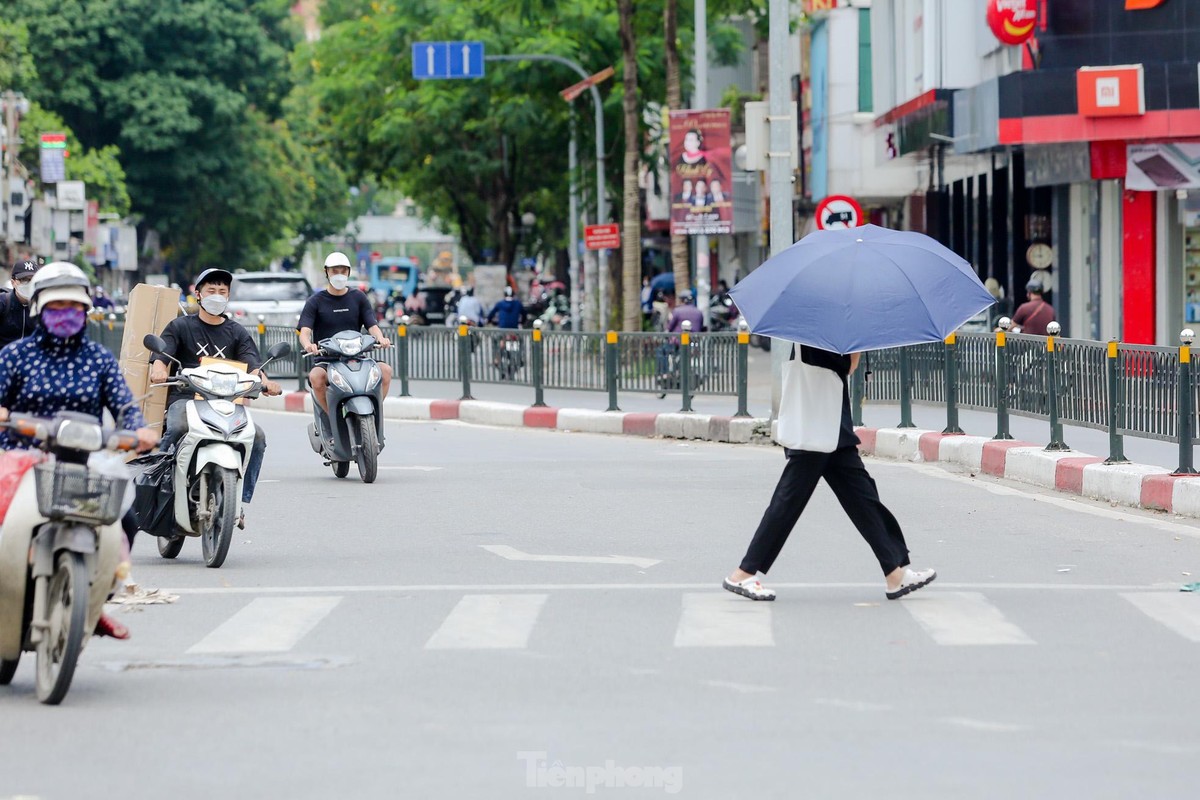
[267,341,292,359]
[143,333,167,354]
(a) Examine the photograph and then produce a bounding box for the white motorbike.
[143,334,290,568]
[0,411,141,704]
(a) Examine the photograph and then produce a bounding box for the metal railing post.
[398,315,411,397]
[680,321,694,413]
[1176,328,1196,475]
[605,331,620,411]
[898,346,914,428]
[735,319,751,417]
[1045,322,1068,451]
[994,317,1013,440]
[458,315,474,401]
[851,361,865,427]
[532,320,546,407]
[943,333,963,434]
[1105,337,1126,463]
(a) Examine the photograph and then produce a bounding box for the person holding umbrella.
[723,225,996,601]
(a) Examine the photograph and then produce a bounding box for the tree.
[664,0,690,300]
[618,0,642,331]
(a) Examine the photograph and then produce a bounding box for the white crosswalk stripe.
[1121,593,1200,642]
[674,592,774,647]
[424,593,549,650]
[900,592,1035,645]
[187,596,343,654]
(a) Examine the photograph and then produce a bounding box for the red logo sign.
[815,195,864,230]
[986,0,1038,46]
[584,224,621,250]
[1077,65,1145,118]
[1126,0,1167,8]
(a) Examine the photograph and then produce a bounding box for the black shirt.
[786,344,860,454]
[297,289,377,344]
[151,314,263,406]
[0,291,34,350]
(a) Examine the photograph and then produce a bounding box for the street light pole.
[568,109,580,331]
[768,0,794,418]
[486,54,607,332]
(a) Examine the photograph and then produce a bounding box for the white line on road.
[480,544,661,569]
[1121,593,1200,642]
[187,596,343,654]
[425,594,548,650]
[674,592,774,647]
[161,582,1181,596]
[901,592,1035,645]
[377,466,443,471]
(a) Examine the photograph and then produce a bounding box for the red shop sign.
[986,0,1038,46]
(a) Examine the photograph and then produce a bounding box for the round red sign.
[815,195,864,231]
[987,0,1038,46]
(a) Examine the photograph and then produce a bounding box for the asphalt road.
[2,410,1199,799]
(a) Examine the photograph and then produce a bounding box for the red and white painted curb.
[256,392,1200,518]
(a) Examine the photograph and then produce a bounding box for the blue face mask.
[42,306,87,338]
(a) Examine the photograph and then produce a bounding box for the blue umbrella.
[649,272,675,293]
[729,225,995,354]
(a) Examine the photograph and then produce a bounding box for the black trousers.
[739,446,910,577]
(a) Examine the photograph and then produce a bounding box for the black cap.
[11,260,38,280]
[194,268,234,290]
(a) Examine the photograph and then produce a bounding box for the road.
[2,410,1199,799]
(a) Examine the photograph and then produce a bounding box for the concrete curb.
[256,394,1200,519]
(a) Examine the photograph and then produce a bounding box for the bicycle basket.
[34,462,128,525]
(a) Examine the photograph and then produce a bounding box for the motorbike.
[0,411,141,704]
[143,334,291,568]
[710,294,738,332]
[495,331,525,380]
[305,330,386,484]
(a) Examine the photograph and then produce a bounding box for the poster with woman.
[669,109,733,236]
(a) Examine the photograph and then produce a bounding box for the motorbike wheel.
[201,467,239,569]
[158,535,184,559]
[331,461,350,479]
[0,655,18,685]
[35,551,89,705]
[353,415,379,484]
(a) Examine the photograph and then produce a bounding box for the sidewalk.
[255,386,1200,521]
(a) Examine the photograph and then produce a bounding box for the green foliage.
[0,19,37,90]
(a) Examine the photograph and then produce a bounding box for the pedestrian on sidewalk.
[723,345,936,601]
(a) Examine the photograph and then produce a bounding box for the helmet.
[1026,279,1042,294]
[194,267,234,291]
[29,262,92,316]
[679,290,694,304]
[324,252,352,270]
[504,286,514,298]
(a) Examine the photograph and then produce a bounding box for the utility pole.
[767,0,794,417]
[1,91,22,265]
[693,0,711,328]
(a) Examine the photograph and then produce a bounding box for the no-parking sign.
[815,195,864,230]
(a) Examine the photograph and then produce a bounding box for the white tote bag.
[774,354,845,453]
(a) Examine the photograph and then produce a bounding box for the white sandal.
[723,576,776,601]
[886,567,937,600]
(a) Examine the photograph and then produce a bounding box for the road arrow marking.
[480,544,660,569]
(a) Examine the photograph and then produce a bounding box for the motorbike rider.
[456,287,486,327]
[486,286,527,366]
[298,252,392,417]
[0,262,159,639]
[0,259,40,350]
[150,268,282,525]
[657,291,706,379]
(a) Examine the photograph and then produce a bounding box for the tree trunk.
[618,0,642,332]
[665,0,690,301]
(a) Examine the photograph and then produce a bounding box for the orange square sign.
[1077,65,1145,117]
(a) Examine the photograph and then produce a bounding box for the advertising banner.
[1127,142,1200,191]
[669,109,733,236]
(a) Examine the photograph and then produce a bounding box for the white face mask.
[200,295,229,316]
[329,274,349,291]
[13,282,31,302]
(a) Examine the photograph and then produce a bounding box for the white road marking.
[1121,593,1200,642]
[939,717,1031,733]
[813,698,891,712]
[480,544,661,569]
[425,594,548,650]
[377,466,443,471]
[701,680,778,694]
[901,592,1035,645]
[187,596,342,654]
[674,593,774,647]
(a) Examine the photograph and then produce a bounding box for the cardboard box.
[119,284,182,429]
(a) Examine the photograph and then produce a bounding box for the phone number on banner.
[676,224,733,235]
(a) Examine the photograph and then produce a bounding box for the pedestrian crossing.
[157,589,1200,657]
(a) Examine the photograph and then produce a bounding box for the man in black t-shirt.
[150,268,282,515]
[297,252,392,416]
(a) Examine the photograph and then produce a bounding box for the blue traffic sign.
[412,41,485,80]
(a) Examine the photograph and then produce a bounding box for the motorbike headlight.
[209,373,239,397]
[366,365,381,390]
[329,370,351,392]
[339,338,363,356]
[55,419,104,452]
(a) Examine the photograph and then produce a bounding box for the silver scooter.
[143,334,291,568]
[306,330,386,483]
[0,411,140,704]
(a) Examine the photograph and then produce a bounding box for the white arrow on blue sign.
[412,41,485,80]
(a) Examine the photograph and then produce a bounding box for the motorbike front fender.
[342,395,376,418]
[194,443,244,474]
